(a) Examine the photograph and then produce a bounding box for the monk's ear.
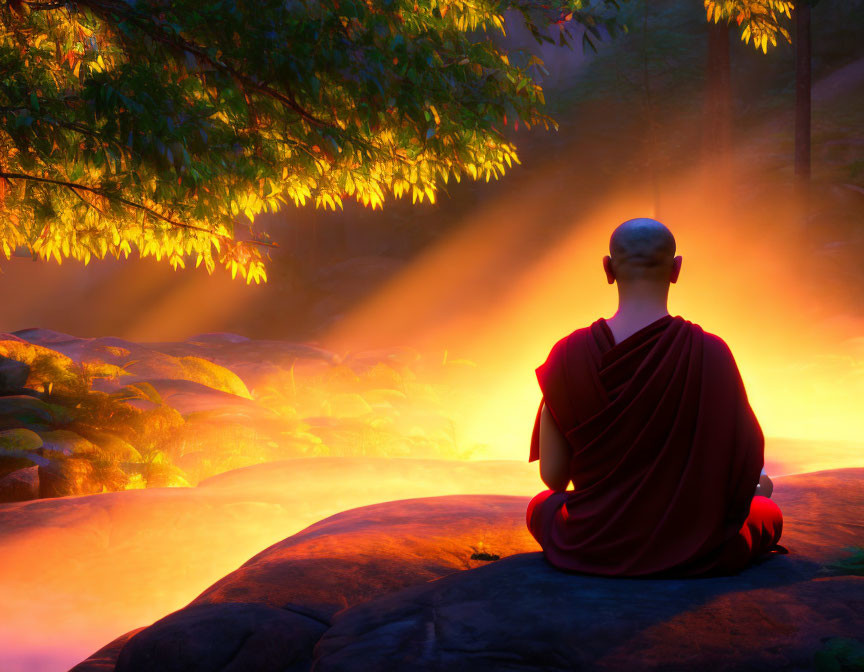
[670,256,682,283]
[603,255,615,284]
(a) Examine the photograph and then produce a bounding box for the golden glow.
[322,167,864,476]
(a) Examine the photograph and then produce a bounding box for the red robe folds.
[527,314,773,577]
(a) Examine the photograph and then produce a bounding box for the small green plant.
[820,546,864,577]
[814,637,864,672]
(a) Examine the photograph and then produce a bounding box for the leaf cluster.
[0,0,626,281]
[705,0,794,53]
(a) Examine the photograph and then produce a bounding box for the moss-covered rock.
[37,429,98,457]
[0,427,44,452]
[0,395,73,428]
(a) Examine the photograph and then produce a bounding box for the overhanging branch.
[0,171,277,248]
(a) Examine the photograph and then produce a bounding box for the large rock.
[74,468,864,672]
[0,465,39,503]
[314,558,862,672]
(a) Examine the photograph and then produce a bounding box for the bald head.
[607,218,677,284]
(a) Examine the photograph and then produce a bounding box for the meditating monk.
[526,218,784,578]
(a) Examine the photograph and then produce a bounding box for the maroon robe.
[527,314,765,577]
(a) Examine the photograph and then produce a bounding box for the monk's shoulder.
[687,322,738,366]
[553,324,593,352]
[539,325,593,368]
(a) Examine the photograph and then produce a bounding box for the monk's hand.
[754,473,774,499]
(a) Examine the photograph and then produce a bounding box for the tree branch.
[0,171,277,248]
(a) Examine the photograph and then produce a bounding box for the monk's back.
[526,314,769,577]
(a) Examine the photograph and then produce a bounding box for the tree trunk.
[641,5,663,218]
[703,20,732,190]
[795,2,812,181]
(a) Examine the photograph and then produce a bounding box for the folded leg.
[526,490,784,578]
[526,488,569,549]
[711,495,784,574]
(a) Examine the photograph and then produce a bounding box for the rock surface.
[74,468,864,672]
[114,603,325,672]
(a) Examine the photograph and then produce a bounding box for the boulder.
[74,468,864,672]
[0,394,69,428]
[0,355,30,393]
[0,465,39,503]
[0,454,42,479]
[0,427,44,452]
